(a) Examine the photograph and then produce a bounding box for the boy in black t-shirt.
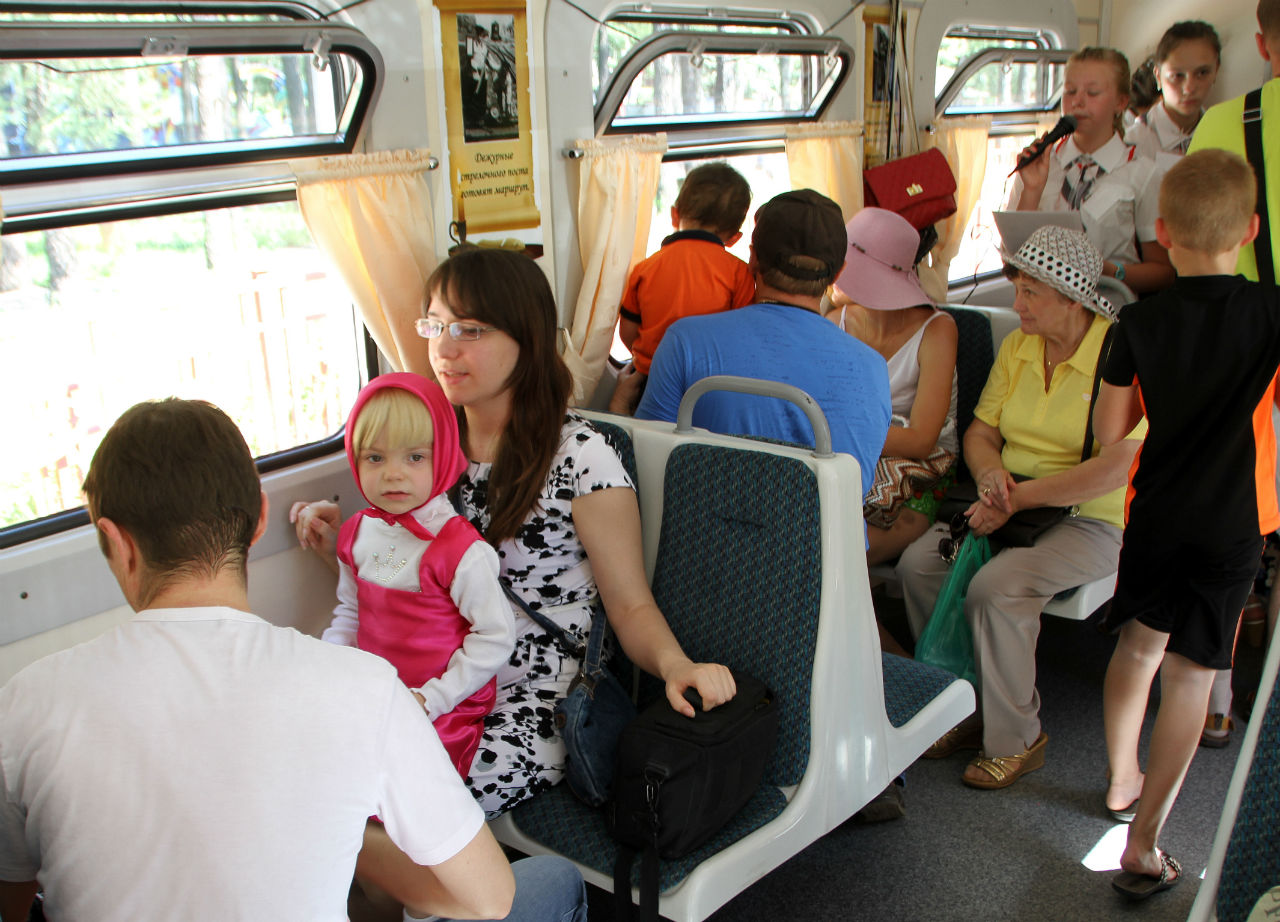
[1093,149,1280,901]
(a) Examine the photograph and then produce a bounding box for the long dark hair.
[426,248,572,545]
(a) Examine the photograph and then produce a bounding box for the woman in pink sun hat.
[826,206,959,570]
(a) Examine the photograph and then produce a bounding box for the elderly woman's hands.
[975,467,1017,515]
[964,467,1020,537]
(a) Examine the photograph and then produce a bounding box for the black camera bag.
[610,670,778,922]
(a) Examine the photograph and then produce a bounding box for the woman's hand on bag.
[976,468,1016,515]
[664,662,736,718]
[964,497,1013,537]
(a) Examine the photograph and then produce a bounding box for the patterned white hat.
[1007,225,1116,320]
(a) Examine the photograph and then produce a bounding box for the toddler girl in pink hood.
[322,373,514,779]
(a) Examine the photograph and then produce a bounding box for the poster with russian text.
[435,0,540,232]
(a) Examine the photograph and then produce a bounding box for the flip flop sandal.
[1112,851,1181,901]
[961,732,1048,789]
[923,722,984,759]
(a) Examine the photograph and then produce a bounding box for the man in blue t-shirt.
[635,188,892,500]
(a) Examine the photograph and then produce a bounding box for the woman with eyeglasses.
[292,247,735,818]
[896,225,1144,790]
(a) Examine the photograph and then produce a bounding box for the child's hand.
[411,690,430,716]
[608,363,645,416]
[289,500,341,572]
[1015,133,1052,195]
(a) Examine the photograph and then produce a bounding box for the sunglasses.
[937,512,970,565]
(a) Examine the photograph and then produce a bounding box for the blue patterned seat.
[507,443,818,888]
[493,415,975,921]
[881,653,962,728]
[1214,661,1280,921]
[941,306,994,484]
[1188,631,1280,922]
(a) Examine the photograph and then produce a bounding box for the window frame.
[0,20,384,187]
[933,46,1071,119]
[594,30,855,138]
[0,11,386,547]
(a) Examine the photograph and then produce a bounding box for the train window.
[592,17,801,104]
[596,32,853,135]
[946,129,1047,281]
[935,28,1051,98]
[2,201,364,535]
[935,41,1069,282]
[0,21,382,183]
[936,51,1065,116]
[644,152,790,260]
[0,11,383,541]
[607,148,790,363]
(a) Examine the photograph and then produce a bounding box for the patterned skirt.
[864,446,957,529]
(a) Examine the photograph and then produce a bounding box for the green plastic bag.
[915,532,990,686]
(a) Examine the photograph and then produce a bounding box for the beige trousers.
[896,516,1121,757]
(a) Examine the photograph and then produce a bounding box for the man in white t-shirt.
[0,398,585,922]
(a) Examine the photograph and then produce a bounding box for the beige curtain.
[565,133,666,406]
[290,148,438,376]
[924,115,992,286]
[785,120,864,220]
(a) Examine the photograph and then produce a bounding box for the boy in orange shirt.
[611,162,753,413]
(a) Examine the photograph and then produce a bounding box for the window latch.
[306,33,332,72]
[687,39,706,68]
[140,37,187,57]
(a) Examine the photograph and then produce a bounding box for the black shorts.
[1108,530,1263,669]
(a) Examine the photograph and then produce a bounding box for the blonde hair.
[1067,47,1131,134]
[1160,150,1257,254]
[351,389,434,454]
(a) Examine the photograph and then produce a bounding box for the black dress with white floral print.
[457,413,634,816]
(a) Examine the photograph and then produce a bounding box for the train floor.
[349,593,1266,922]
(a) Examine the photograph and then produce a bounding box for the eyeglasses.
[415,318,499,341]
[937,512,970,565]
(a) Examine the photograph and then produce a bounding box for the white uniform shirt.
[1125,102,1197,158]
[0,606,483,922]
[1006,132,1173,265]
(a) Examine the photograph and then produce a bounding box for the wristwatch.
[1113,262,1127,282]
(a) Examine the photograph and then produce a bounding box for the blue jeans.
[437,856,586,922]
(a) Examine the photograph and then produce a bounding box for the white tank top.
[839,307,959,454]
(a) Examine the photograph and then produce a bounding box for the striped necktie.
[1062,155,1104,210]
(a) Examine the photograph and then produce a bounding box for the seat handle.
[674,375,835,458]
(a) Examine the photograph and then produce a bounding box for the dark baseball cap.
[751,189,846,282]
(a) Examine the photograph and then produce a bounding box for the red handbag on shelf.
[862,147,958,230]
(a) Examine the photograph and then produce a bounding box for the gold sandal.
[923,722,984,759]
[962,732,1048,789]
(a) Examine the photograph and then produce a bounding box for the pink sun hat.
[833,207,933,311]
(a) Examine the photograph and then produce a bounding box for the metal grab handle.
[674,375,835,458]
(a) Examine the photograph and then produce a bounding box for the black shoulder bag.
[499,583,636,807]
[610,670,778,922]
[1243,88,1275,286]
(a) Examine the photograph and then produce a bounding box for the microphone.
[1009,115,1077,175]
